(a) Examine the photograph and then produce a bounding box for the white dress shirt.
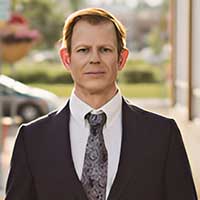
[69,90,122,198]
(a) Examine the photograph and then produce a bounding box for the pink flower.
[0,12,40,44]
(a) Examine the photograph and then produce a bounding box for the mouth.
[84,71,105,75]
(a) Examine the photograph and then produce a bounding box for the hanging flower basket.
[0,41,34,63]
[0,13,40,63]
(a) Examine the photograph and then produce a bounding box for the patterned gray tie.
[81,112,108,200]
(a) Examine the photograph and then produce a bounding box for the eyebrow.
[73,43,116,50]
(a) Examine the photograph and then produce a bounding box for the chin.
[77,80,115,94]
[85,87,106,95]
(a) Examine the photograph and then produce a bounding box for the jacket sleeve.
[5,126,37,200]
[165,119,198,200]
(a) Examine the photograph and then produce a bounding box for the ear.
[59,48,71,70]
[118,48,129,71]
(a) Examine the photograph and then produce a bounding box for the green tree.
[15,0,65,49]
[69,0,85,11]
[147,0,169,54]
[147,27,164,54]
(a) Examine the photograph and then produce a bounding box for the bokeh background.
[0,0,199,199]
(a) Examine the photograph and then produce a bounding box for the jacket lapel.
[107,98,141,200]
[52,101,88,200]
[53,98,142,200]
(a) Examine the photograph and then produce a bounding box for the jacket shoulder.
[18,101,70,139]
[123,98,174,123]
[21,110,57,129]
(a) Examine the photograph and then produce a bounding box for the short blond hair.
[61,8,127,55]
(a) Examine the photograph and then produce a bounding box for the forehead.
[71,20,117,47]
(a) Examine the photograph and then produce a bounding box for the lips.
[84,71,105,75]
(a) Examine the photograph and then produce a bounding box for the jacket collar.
[54,100,88,200]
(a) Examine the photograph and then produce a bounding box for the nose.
[89,49,100,64]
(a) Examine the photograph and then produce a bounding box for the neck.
[74,86,118,109]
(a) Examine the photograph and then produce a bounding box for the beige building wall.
[174,0,189,109]
[192,0,200,119]
[174,0,200,121]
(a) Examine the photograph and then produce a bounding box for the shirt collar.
[69,89,122,127]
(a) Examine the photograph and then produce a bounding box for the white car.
[0,75,60,122]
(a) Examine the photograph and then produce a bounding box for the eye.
[77,48,89,53]
[100,47,112,53]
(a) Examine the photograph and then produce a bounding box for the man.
[5,8,197,200]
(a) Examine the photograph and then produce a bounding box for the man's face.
[61,20,128,97]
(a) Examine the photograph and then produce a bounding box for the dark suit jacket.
[5,98,197,200]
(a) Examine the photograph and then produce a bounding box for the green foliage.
[118,59,165,83]
[3,60,73,84]
[69,0,85,11]
[147,27,164,54]
[19,0,65,49]
[14,0,87,49]
[9,70,73,84]
[119,70,155,83]
[146,0,169,54]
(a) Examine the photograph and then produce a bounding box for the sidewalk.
[0,99,199,199]
[0,124,17,200]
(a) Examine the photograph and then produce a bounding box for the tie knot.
[85,112,107,128]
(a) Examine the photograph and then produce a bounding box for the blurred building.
[85,2,166,52]
[172,0,200,121]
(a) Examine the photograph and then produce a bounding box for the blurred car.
[0,75,60,122]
